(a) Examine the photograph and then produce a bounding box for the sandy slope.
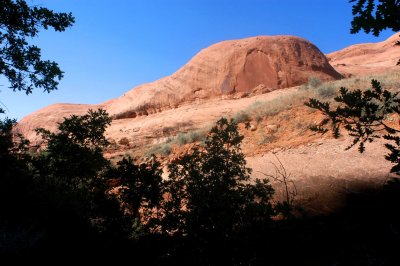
[15,34,400,207]
[17,35,341,142]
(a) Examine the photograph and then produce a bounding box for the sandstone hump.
[18,35,342,141]
[327,32,400,77]
[107,35,341,119]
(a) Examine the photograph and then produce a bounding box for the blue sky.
[0,0,396,120]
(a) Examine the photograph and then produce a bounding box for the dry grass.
[144,71,399,157]
[144,127,210,156]
[232,71,400,125]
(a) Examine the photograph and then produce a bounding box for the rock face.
[17,35,341,141]
[327,32,400,77]
[107,35,341,119]
[17,103,100,141]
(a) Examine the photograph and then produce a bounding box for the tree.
[109,156,163,236]
[350,0,400,64]
[30,109,129,244]
[162,118,275,237]
[34,109,111,183]
[306,80,400,174]
[0,115,32,218]
[0,0,75,94]
[350,0,400,36]
[305,1,400,175]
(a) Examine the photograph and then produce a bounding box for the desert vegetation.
[231,72,399,127]
[142,71,399,157]
[1,0,400,264]
[2,108,400,264]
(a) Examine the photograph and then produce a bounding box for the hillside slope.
[17,35,341,142]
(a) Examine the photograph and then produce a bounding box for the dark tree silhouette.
[350,0,400,36]
[306,80,400,174]
[34,109,111,182]
[306,1,400,174]
[109,156,163,236]
[0,0,75,94]
[350,0,400,64]
[162,118,274,237]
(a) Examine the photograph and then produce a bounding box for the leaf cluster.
[350,0,400,36]
[34,109,111,181]
[0,0,75,93]
[305,80,400,173]
[162,118,275,237]
[108,156,163,233]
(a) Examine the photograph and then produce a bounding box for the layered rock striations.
[18,35,343,142]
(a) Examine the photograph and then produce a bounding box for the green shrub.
[146,143,171,156]
[176,133,189,145]
[162,118,275,237]
[188,131,202,142]
[308,76,322,88]
[232,111,251,123]
[316,85,336,98]
[175,129,207,145]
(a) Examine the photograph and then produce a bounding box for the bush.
[118,137,130,146]
[174,129,208,146]
[308,76,322,88]
[146,143,172,156]
[162,118,275,237]
[176,133,188,145]
[316,85,336,98]
[232,111,251,123]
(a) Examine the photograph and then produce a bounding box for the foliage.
[0,116,29,159]
[34,109,111,181]
[350,0,400,64]
[162,118,275,237]
[317,84,337,98]
[108,156,163,235]
[232,111,251,123]
[27,109,128,244]
[307,76,322,88]
[350,0,400,36]
[305,79,400,174]
[145,142,172,156]
[0,113,32,219]
[0,0,75,93]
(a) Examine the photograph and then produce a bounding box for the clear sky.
[0,0,396,120]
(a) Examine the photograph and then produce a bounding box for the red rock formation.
[17,35,342,141]
[16,103,100,141]
[327,32,400,77]
[107,35,341,119]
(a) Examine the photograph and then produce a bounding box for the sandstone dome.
[17,35,342,141]
[107,35,342,119]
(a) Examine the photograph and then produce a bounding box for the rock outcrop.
[327,32,400,77]
[16,103,101,141]
[106,35,341,119]
[17,35,342,142]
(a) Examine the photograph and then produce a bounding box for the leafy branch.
[305,79,400,174]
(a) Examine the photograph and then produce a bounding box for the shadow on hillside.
[4,178,399,265]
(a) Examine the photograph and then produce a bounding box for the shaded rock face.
[107,35,342,119]
[17,35,342,142]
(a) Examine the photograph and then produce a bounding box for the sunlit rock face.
[18,35,342,142]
